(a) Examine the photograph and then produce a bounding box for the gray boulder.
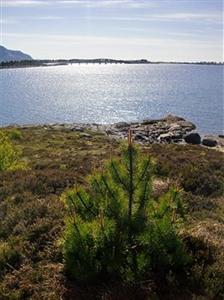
[184,133,201,145]
[202,136,218,147]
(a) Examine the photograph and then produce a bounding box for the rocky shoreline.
[6,114,224,149]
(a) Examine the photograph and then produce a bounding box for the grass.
[0,126,223,299]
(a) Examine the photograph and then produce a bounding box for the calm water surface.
[0,64,223,134]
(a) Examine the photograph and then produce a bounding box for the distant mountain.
[0,45,33,62]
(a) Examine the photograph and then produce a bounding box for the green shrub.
[62,139,189,283]
[9,129,22,141]
[181,164,223,197]
[0,241,21,274]
[0,131,26,171]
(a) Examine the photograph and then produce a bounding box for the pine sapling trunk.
[128,129,138,277]
[128,129,134,244]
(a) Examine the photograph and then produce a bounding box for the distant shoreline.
[0,59,223,70]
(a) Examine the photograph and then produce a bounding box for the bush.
[0,241,21,274]
[9,129,22,141]
[181,164,223,197]
[0,131,26,171]
[62,138,189,283]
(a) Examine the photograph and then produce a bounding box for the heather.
[0,126,223,300]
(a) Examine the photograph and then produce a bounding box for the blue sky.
[0,0,223,61]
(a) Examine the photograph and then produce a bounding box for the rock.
[159,131,184,143]
[143,115,184,125]
[114,122,130,129]
[163,114,185,122]
[216,137,224,147]
[169,124,182,131]
[218,134,224,139]
[132,126,146,132]
[71,126,84,132]
[172,131,184,140]
[184,133,201,145]
[105,129,116,135]
[202,139,217,147]
[142,119,159,125]
[158,133,173,142]
[177,120,196,131]
[202,138,217,147]
[79,133,92,139]
[44,115,199,146]
[134,133,148,141]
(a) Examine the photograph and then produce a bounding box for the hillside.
[0,45,32,62]
[0,125,223,299]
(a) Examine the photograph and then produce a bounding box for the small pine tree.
[62,130,189,282]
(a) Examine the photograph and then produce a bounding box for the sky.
[0,0,223,61]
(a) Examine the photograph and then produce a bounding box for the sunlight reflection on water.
[0,64,223,134]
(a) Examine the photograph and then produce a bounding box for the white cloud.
[150,12,222,22]
[0,15,63,23]
[32,15,64,20]
[1,0,49,7]
[1,0,156,8]
[58,0,155,8]
[84,12,222,23]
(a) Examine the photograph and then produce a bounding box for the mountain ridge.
[0,45,33,62]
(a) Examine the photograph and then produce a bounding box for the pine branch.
[101,175,119,204]
[73,220,82,239]
[111,161,128,190]
[76,192,96,217]
[138,176,150,212]
[135,159,151,190]
[92,178,115,216]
